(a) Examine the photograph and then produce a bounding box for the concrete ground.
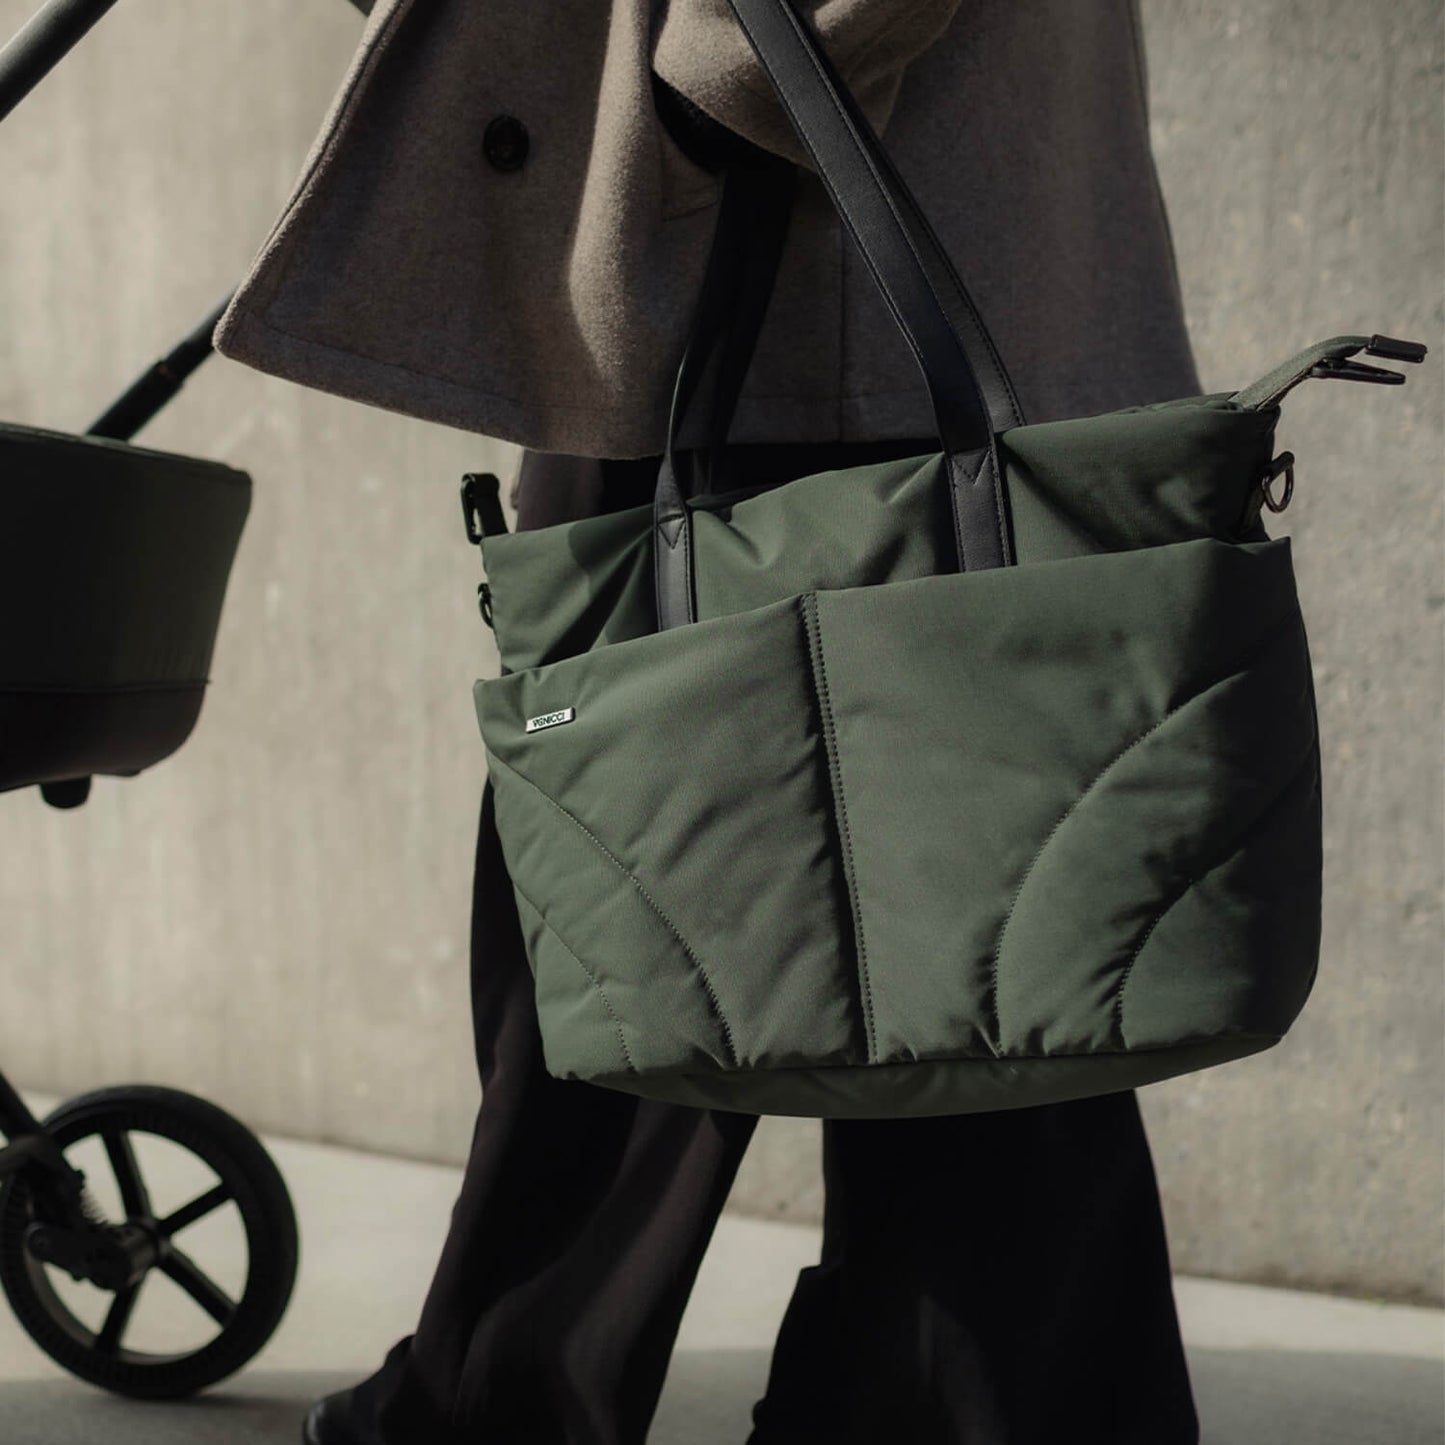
[0,1109,1440,1445]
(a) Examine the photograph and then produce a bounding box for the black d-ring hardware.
[1261,452,1295,514]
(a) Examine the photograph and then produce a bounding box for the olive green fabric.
[472,384,1322,1118]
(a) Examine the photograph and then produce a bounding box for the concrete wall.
[1,0,1439,1302]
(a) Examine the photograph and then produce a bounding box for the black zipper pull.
[460,472,507,544]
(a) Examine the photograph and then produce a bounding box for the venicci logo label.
[525,707,576,734]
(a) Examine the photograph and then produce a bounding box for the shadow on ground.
[0,1368,356,1445]
[0,1347,1439,1444]
[1189,1347,1443,1445]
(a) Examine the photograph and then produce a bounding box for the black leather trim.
[947,447,1011,572]
[653,457,696,629]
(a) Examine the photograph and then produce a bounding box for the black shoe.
[303,1391,355,1445]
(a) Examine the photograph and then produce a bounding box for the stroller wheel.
[0,1084,298,1398]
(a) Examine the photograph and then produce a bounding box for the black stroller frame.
[0,0,367,1398]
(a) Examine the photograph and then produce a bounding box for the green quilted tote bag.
[465,0,1426,1118]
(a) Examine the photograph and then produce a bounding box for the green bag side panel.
[582,1034,1278,1119]
[478,595,864,1074]
[481,395,1280,672]
[0,424,252,688]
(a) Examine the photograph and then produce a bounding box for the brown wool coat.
[215,0,1200,459]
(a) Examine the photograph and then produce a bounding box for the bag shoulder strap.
[655,154,796,629]
[726,0,1023,452]
[654,0,1028,627]
[664,154,798,484]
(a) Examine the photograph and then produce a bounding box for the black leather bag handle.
[655,0,1027,628]
[664,155,798,489]
[654,154,798,630]
[727,0,1024,454]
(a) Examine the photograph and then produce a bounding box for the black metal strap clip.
[1309,335,1428,387]
[460,472,507,546]
[1365,335,1429,364]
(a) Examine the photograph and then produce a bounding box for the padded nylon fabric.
[473,384,1325,1118]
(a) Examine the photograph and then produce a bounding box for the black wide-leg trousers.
[340,448,1200,1445]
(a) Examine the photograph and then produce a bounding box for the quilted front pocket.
[477,593,865,1083]
[813,537,1319,1063]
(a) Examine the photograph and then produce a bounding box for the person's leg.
[749,1095,1198,1445]
[311,452,759,1444]
[322,785,757,1445]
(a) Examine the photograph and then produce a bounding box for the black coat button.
[483,115,530,173]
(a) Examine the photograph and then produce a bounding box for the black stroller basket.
[0,419,251,807]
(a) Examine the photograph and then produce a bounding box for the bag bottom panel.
[561,1032,1279,1119]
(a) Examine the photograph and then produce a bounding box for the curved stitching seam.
[512,884,637,1075]
[1112,739,1318,1047]
[488,750,739,1067]
[1111,906,1172,1053]
[801,593,876,1061]
[986,611,1298,1052]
